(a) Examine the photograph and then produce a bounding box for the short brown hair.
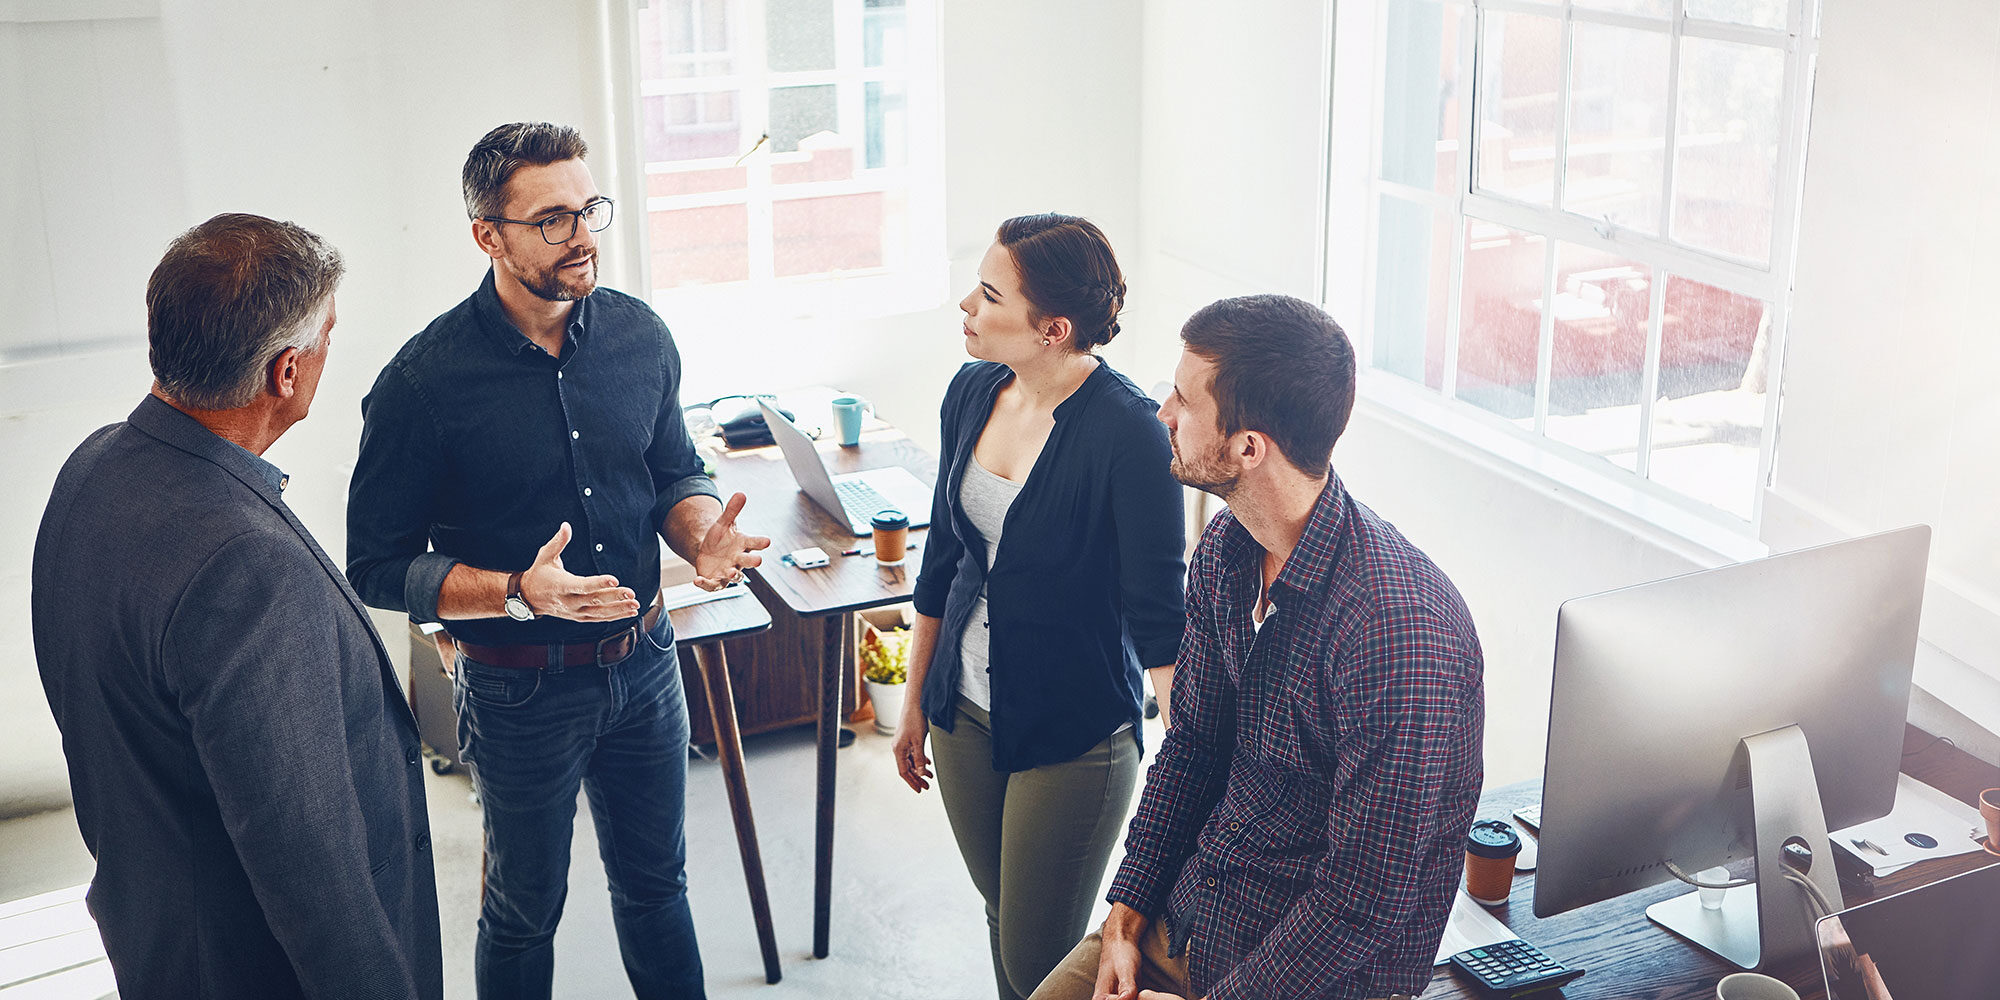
[147,213,344,411]
[996,214,1126,351]
[462,122,589,220]
[1180,294,1355,477]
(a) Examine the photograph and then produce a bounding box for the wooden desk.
[670,592,781,984]
[707,427,938,960]
[1427,726,2000,999]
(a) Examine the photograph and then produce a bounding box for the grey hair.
[462,122,590,220]
[147,214,344,411]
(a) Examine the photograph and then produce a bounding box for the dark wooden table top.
[704,429,938,618]
[1425,725,2000,1000]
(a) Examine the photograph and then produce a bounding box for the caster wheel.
[429,757,455,775]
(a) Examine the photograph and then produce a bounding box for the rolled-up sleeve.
[645,322,720,529]
[347,364,458,622]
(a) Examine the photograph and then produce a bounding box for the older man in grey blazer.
[31,214,442,999]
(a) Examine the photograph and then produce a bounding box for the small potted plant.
[859,616,912,736]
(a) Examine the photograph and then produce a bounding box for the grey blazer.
[31,396,442,1000]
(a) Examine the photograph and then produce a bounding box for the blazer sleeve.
[167,531,422,999]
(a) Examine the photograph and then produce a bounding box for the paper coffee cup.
[1464,819,1521,906]
[871,509,909,565]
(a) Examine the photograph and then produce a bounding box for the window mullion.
[1444,2,1482,401]
[741,0,776,285]
[1533,230,1557,435]
[1659,1,1684,244]
[1635,267,1667,479]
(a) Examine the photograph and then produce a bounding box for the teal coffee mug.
[831,395,870,446]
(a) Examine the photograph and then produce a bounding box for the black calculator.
[1449,938,1585,996]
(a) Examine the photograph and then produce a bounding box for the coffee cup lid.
[871,509,909,530]
[1466,819,1522,858]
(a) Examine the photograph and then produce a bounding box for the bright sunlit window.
[1334,0,1817,524]
[631,0,943,324]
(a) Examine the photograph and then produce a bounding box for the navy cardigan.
[912,359,1187,772]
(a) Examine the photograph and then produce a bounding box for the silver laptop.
[757,398,934,536]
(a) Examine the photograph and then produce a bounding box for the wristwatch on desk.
[505,571,535,621]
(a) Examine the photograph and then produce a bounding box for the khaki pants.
[1026,918,1415,1000]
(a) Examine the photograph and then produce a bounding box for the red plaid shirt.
[1107,475,1484,1000]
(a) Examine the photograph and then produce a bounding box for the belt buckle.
[595,625,637,668]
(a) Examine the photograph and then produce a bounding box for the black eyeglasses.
[482,198,615,245]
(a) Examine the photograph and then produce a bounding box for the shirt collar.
[221,437,290,493]
[1215,470,1350,611]
[471,267,593,357]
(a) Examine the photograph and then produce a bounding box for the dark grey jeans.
[929,697,1141,1000]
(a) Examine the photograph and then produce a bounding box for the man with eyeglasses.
[347,121,767,1000]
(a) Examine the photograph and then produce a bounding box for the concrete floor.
[3,704,1542,999]
[0,719,1142,1000]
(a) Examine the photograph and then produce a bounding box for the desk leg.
[813,612,846,959]
[691,641,782,985]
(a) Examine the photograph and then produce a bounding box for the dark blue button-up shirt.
[1108,474,1484,1000]
[346,270,718,646]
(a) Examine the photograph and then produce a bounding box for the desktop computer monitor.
[1532,525,1931,971]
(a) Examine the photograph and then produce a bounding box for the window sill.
[1356,369,1770,567]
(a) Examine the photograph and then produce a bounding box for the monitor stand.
[1646,724,1844,971]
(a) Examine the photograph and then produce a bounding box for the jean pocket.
[638,614,676,654]
[458,659,542,709]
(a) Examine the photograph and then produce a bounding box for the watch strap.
[507,571,529,614]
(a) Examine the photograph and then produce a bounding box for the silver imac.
[1533,525,1931,971]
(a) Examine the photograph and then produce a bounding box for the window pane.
[1546,244,1651,470]
[1648,276,1770,519]
[650,204,750,288]
[642,91,743,162]
[865,81,907,169]
[864,6,906,68]
[768,0,836,72]
[769,84,839,154]
[639,0,733,80]
[1565,22,1668,234]
[1457,220,1547,421]
[1381,0,1465,196]
[1685,0,1786,30]
[1372,195,1451,391]
[773,194,886,276]
[1475,11,1563,206]
[1672,38,1784,262]
[1575,0,1669,15]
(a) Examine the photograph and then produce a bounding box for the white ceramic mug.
[1715,972,1801,1000]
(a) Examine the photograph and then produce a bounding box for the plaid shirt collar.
[1208,470,1350,614]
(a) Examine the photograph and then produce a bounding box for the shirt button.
[595,543,604,552]
[415,832,431,851]
[1206,876,1217,887]
[557,371,564,379]
[406,747,419,766]
[571,430,580,440]
[583,487,592,497]
[1228,821,1241,832]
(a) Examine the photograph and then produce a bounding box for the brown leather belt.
[453,604,664,670]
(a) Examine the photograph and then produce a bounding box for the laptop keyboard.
[833,479,902,525]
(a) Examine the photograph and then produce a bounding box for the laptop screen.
[1817,861,2000,1000]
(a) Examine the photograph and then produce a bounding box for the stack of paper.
[1830,773,1985,877]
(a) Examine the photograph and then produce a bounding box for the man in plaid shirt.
[1030,295,1485,1000]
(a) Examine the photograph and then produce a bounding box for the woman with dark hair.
[892,214,1187,1000]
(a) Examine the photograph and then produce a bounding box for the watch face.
[505,596,533,621]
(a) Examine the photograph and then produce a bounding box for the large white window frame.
[625,0,945,323]
[1328,0,1820,533]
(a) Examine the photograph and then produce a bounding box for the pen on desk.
[842,542,919,557]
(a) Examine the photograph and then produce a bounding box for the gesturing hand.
[692,492,770,591]
[520,522,641,621]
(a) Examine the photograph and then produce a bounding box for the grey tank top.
[955,454,1023,710]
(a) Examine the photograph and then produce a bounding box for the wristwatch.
[504,571,535,621]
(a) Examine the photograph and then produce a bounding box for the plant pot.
[863,678,906,736]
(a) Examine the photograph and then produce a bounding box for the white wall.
[0,0,1143,810]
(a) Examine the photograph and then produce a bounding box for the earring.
[1041,338,1051,346]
